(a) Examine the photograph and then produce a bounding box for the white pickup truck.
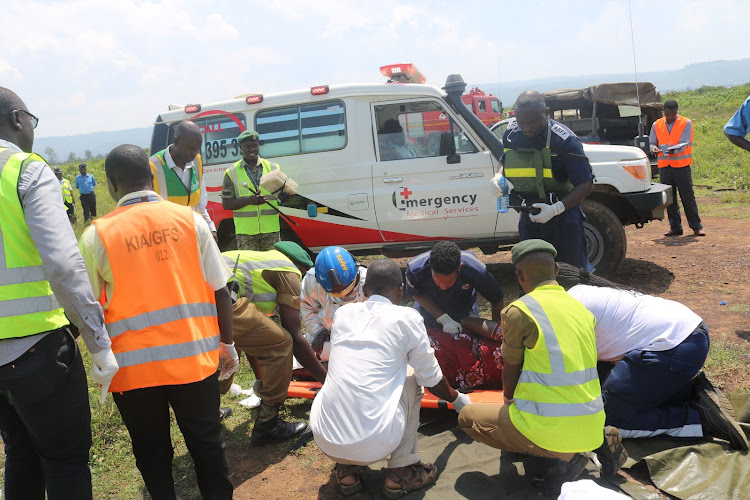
[149,73,672,275]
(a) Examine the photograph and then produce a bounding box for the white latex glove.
[90,348,119,404]
[529,201,565,224]
[218,342,239,381]
[489,172,514,197]
[437,313,462,336]
[451,392,472,413]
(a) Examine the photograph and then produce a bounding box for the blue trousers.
[599,323,709,437]
[519,208,592,271]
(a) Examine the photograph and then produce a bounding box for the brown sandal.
[334,463,363,496]
[383,462,438,498]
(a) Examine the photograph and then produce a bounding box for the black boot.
[251,402,309,446]
[531,453,589,495]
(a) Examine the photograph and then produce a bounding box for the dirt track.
[227,209,750,500]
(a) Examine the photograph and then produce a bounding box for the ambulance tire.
[581,200,626,276]
[280,222,315,260]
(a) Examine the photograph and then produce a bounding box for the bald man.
[499,90,594,270]
[150,121,217,240]
[458,239,625,495]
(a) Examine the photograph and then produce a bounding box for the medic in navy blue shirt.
[501,90,594,270]
[405,241,504,336]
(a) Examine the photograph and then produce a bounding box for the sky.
[2,0,748,138]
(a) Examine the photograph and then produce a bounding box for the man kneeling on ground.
[310,259,472,498]
[220,241,327,445]
[458,239,626,495]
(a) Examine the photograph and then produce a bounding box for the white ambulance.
[149,73,671,274]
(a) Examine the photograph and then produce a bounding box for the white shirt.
[310,295,443,463]
[568,285,702,361]
[164,146,216,232]
[79,191,231,310]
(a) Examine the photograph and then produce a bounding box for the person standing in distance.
[54,166,76,222]
[0,87,118,500]
[222,130,287,250]
[149,121,217,241]
[724,94,750,153]
[650,99,704,236]
[75,162,97,221]
[79,144,238,500]
[495,90,594,270]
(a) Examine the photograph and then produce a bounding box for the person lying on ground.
[405,241,505,390]
[556,264,748,451]
[310,259,471,498]
[458,239,626,496]
[300,246,366,361]
[219,241,327,445]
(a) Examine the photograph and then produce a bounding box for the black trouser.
[0,328,93,500]
[79,192,97,221]
[64,201,75,222]
[660,165,702,231]
[112,373,233,500]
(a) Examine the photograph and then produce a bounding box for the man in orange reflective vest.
[79,144,239,500]
[649,99,705,237]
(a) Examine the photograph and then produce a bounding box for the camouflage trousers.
[236,231,280,251]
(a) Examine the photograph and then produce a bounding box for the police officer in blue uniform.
[405,241,504,335]
[501,91,594,270]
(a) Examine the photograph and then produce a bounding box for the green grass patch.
[728,304,750,314]
[704,335,750,393]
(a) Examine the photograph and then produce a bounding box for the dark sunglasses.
[13,109,39,129]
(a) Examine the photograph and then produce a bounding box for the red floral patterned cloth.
[426,327,503,391]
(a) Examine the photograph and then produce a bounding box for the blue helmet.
[315,246,358,295]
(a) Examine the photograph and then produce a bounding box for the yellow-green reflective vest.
[224,158,280,236]
[149,149,203,208]
[503,121,574,199]
[60,178,73,203]
[0,148,69,337]
[508,284,604,453]
[222,249,300,315]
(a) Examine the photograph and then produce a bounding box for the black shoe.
[594,426,628,478]
[691,371,748,451]
[219,407,233,420]
[251,418,309,446]
[531,453,589,495]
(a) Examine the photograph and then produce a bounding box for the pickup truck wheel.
[581,200,626,276]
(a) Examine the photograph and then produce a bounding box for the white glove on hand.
[90,348,119,404]
[530,201,565,224]
[437,313,462,336]
[218,342,240,381]
[451,392,472,413]
[489,172,514,197]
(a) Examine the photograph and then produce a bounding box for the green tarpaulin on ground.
[347,394,749,499]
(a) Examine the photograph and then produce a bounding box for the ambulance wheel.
[581,200,626,276]
[280,222,315,260]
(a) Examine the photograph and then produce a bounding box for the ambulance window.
[256,100,346,157]
[167,115,247,166]
[374,101,477,161]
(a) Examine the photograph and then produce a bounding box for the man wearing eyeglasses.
[75,163,97,222]
[0,87,119,499]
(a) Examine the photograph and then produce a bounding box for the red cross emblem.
[400,187,413,199]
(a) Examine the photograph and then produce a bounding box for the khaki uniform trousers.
[218,297,293,405]
[458,403,575,462]
[322,367,424,469]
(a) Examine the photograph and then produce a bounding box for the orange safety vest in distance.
[94,200,220,392]
[655,115,693,169]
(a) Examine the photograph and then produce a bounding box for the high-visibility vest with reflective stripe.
[149,149,203,208]
[94,200,219,392]
[60,178,73,203]
[225,158,280,235]
[0,148,69,337]
[222,249,300,315]
[655,116,693,169]
[508,284,604,453]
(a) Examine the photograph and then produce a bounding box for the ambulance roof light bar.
[379,63,426,84]
[184,104,201,113]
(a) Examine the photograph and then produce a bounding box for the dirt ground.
[227,206,750,500]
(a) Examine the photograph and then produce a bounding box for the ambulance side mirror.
[439,131,460,164]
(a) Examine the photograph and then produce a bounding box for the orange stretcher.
[287,380,503,410]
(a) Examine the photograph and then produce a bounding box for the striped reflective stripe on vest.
[106,302,217,338]
[232,209,279,218]
[0,295,60,318]
[115,334,220,368]
[515,294,603,416]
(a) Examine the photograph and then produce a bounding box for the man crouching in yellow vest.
[458,239,627,495]
[79,144,239,499]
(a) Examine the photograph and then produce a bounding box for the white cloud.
[0,59,22,81]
